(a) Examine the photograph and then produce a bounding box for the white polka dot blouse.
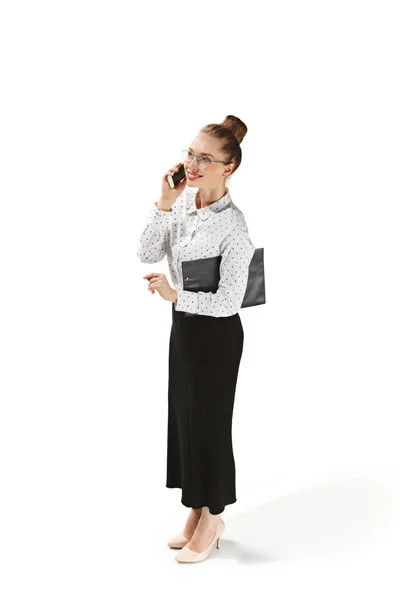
[137,185,255,317]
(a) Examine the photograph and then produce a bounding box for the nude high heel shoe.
[175,519,225,563]
[168,509,203,548]
[167,532,190,549]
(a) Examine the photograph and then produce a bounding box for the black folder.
[181,247,265,309]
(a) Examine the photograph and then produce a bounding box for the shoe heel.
[216,519,224,549]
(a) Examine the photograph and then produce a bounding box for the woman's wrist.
[156,199,172,212]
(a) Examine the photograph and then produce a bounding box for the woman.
[137,115,255,563]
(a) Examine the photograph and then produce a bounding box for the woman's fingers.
[164,164,181,177]
[165,163,182,177]
[148,275,164,290]
[148,276,162,284]
[148,280,161,288]
[143,273,162,280]
[143,272,166,296]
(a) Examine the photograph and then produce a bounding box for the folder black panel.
[181,248,265,310]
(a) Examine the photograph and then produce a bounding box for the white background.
[1,0,399,597]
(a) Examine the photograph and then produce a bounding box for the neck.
[196,183,227,209]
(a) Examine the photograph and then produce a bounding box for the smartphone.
[167,163,186,189]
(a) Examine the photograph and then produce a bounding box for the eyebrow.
[189,147,214,158]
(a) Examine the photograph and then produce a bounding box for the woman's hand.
[159,162,187,211]
[143,272,178,303]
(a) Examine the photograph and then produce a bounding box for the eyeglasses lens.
[182,150,210,169]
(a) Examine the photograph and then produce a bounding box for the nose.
[187,158,199,172]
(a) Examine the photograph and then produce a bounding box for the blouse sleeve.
[174,223,255,317]
[136,202,171,263]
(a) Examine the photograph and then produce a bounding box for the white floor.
[2,468,399,599]
[145,469,400,598]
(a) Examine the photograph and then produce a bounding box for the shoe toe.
[167,532,190,548]
[175,546,201,562]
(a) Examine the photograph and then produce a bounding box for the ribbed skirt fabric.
[166,303,244,515]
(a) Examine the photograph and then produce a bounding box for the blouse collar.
[187,187,232,220]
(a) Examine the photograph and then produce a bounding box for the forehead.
[189,134,221,157]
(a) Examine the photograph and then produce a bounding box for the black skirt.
[166,303,244,515]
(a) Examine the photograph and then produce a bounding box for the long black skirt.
[166,303,244,515]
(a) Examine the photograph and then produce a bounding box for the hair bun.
[220,115,247,145]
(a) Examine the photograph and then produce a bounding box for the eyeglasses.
[182,149,231,170]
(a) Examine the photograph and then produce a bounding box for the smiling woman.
[137,114,254,564]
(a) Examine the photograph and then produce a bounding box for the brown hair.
[199,115,247,177]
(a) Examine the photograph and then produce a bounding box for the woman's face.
[184,133,234,189]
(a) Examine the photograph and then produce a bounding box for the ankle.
[199,506,222,519]
[198,513,222,527]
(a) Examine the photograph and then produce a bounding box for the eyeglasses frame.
[182,149,233,170]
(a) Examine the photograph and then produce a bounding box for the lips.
[187,171,202,180]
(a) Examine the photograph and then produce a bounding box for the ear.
[223,162,235,176]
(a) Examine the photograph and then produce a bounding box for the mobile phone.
[167,163,186,189]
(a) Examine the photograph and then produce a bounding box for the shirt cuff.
[174,289,199,314]
[147,202,172,226]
